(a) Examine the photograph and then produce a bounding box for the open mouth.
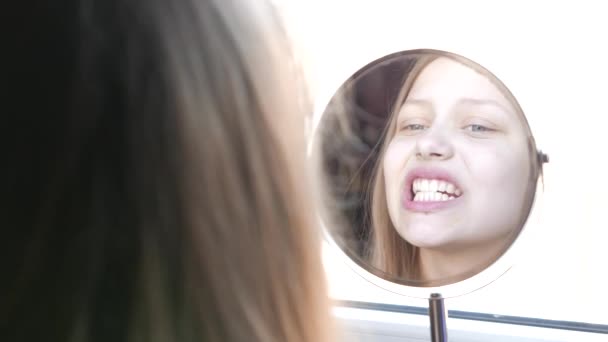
[411,178,462,202]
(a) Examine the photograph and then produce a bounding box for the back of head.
[2,1,331,341]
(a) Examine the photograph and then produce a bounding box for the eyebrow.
[402,97,514,116]
[401,98,430,106]
[397,99,433,121]
[457,98,513,115]
[398,99,432,114]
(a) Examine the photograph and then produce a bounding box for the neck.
[418,239,508,284]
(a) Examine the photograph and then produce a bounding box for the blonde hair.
[366,52,542,286]
[3,0,332,341]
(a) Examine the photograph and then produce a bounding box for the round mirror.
[313,49,547,294]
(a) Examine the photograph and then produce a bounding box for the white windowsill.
[334,307,608,342]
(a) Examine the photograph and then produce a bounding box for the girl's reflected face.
[383,57,531,252]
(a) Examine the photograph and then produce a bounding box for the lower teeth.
[413,192,456,202]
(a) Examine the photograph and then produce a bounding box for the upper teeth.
[412,178,462,202]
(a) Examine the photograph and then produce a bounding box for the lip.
[402,166,464,213]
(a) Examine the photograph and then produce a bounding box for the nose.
[415,130,454,161]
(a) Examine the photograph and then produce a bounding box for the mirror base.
[429,293,448,342]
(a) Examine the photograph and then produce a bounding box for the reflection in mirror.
[315,50,545,287]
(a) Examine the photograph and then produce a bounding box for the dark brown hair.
[2,1,332,341]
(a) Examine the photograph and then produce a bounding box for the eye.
[464,124,494,133]
[401,123,427,131]
[396,118,430,136]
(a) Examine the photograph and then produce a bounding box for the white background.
[276,0,608,325]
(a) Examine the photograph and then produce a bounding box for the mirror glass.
[314,49,545,288]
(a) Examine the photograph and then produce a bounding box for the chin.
[407,239,451,250]
[396,222,450,247]
[396,230,451,249]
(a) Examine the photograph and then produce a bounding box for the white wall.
[277,0,608,326]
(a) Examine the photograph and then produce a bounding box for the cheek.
[383,140,414,208]
[472,143,530,189]
[464,141,532,215]
[383,140,413,188]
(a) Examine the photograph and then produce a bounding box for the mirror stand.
[429,293,448,342]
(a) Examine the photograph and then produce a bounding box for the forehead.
[407,57,512,110]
